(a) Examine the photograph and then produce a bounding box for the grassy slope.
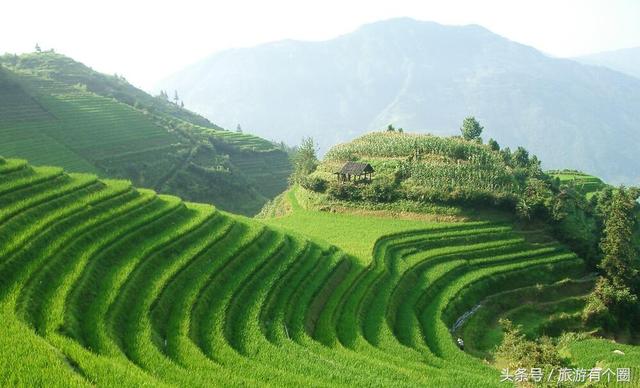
[564,339,640,379]
[0,158,611,386]
[0,53,291,215]
[261,186,456,262]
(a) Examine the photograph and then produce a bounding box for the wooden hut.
[335,162,374,183]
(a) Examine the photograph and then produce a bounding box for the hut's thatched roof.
[336,162,374,175]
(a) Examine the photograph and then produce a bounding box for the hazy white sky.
[3,0,639,90]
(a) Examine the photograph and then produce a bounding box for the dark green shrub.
[363,177,397,203]
[327,181,361,201]
[488,138,500,151]
[301,176,328,193]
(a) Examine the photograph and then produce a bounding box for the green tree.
[495,319,566,372]
[549,184,599,266]
[236,124,243,133]
[512,146,530,168]
[583,277,637,330]
[290,137,318,184]
[488,138,500,151]
[516,178,553,220]
[584,187,640,330]
[500,147,512,164]
[460,116,483,141]
[35,43,41,53]
[599,187,639,288]
[173,90,179,105]
[387,124,395,132]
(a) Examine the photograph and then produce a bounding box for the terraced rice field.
[4,158,629,386]
[204,128,279,152]
[0,73,177,173]
[550,171,607,198]
[0,73,51,122]
[458,278,596,358]
[230,150,292,199]
[0,67,292,215]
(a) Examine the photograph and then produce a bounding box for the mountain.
[0,52,291,215]
[159,17,640,185]
[574,46,640,80]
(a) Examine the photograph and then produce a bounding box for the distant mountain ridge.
[574,46,640,80]
[159,18,640,185]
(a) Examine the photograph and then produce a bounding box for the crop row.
[0,72,178,172]
[326,131,504,166]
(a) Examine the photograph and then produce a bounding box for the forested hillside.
[0,52,291,215]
